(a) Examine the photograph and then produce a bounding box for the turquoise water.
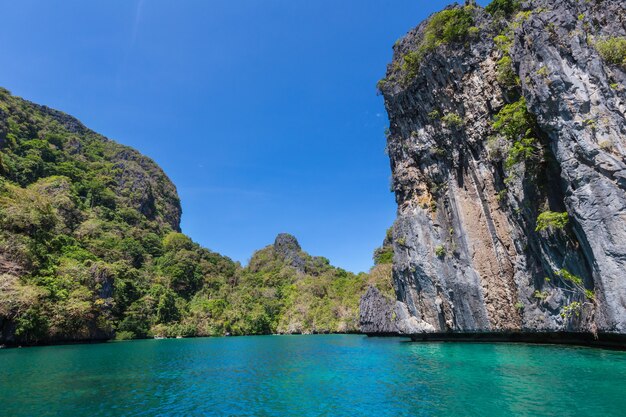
[1,335,625,416]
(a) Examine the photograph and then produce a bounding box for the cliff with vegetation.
[0,89,392,345]
[365,0,626,340]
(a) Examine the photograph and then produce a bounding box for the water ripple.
[1,336,625,416]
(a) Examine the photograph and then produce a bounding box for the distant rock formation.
[273,233,305,273]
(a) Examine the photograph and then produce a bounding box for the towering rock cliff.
[367,0,626,338]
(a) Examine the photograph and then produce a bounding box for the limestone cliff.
[366,0,626,338]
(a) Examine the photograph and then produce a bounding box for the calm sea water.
[1,335,625,416]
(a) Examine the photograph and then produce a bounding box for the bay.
[1,335,625,416]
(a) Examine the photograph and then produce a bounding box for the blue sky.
[0,1,487,272]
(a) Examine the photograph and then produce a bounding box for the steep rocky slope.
[364,0,626,338]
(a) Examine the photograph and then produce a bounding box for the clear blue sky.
[0,1,487,273]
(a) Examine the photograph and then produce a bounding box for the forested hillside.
[0,89,392,345]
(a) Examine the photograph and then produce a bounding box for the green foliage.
[512,10,532,27]
[595,37,626,67]
[492,98,533,140]
[427,7,474,45]
[13,305,49,342]
[428,109,441,120]
[556,269,594,301]
[373,245,393,265]
[441,112,464,128]
[373,228,394,266]
[0,182,58,235]
[505,137,536,170]
[535,211,569,232]
[158,248,203,297]
[376,78,388,93]
[155,288,180,323]
[554,269,595,322]
[536,66,549,77]
[561,301,582,319]
[494,34,513,53]
[496,55,518,87]
[491,98,540,172]
[402,7,474,80]
[599,140,614,152]
[367,263,395,301]
[114,330,135,340]
[435,245,446,258]
[485,0,521,18]
[402,51,422,81]
[162,232,193,252]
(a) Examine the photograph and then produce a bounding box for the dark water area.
[1,335,625,416]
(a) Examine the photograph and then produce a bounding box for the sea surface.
[1,335,625,416]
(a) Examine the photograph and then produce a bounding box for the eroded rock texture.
[373,0,626,335]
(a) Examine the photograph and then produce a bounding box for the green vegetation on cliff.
[485,0,521,18]
[489,97,541,174]
[535,211,569,232]
[402,6,475,81]
[595,37,626,67]
[0,89,393,344]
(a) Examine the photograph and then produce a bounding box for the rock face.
[373,0,626,336]
[360,285,436,334]
[360,286,398,334]
[273,233,306,273]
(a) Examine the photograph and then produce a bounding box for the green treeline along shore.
[0,88,393,345]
